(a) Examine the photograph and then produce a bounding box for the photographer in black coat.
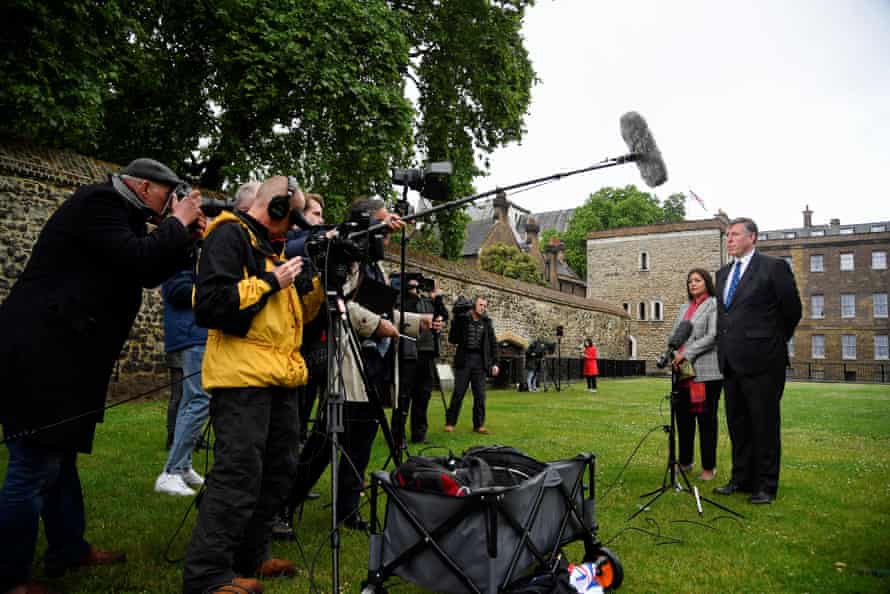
[392,276,448,446]
[444,296,499,434]
[0,158,204,594]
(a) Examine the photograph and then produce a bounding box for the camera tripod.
[311,277,403,592]
[628,371,742,521]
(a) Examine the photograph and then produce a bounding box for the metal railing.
[787,361,889,383]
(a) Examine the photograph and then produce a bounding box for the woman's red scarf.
[680,294,709,413]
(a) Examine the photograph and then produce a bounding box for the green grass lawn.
[3,378,889,593]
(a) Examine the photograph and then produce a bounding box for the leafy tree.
[0,2,128,152]
[563,186,686,278]
[1,0,536,261]
[479,243,543,285]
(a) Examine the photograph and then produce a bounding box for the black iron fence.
[787,361,890,383]
[493,357,646,388]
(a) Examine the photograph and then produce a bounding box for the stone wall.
[0,141,631,397]
[382,250,630,362]
[585,221,727,370]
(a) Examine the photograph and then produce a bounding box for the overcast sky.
[475,0,890,231]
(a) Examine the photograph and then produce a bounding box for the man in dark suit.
[0,158,204,594]
[713,217,801,504]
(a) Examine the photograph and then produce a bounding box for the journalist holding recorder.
[0,158,204,594]
[668,268,723,482]
[181,176,324,594]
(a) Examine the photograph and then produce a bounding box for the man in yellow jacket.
[182,176,323,594]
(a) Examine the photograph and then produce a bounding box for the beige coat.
[337,265,423,403]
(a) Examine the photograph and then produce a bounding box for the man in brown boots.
[181,176,324,594]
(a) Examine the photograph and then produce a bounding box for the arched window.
[639,251,649,271]
[651,301,663,321]
[638,302,647,320]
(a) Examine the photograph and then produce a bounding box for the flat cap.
[121,158,184,187]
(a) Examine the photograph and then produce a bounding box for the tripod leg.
[627,486,669,521]
[697,494,745,518]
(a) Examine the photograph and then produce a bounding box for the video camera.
[304,211,386,288]
[391,271,435,293]
[391,162,453,202]
[529,340,556,356]
[452,296,474,316]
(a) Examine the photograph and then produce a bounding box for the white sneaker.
[154,472,196,496]
[182,468,205,487]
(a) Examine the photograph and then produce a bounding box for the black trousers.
[446,352,487,429]
[392,354,435,444]
[675,380,722,471]
[183,387,299,594]
[289,401,378,523]
[586,375,597,390]
[722,365,785,494]
[297,369,324,445]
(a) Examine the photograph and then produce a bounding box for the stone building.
[585,218,728,368]
[755,207,890,382]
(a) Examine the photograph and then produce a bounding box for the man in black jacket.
[713,217,801,505]
[0,158,204,594]
[392,277,448,446]
[445,297,499,434]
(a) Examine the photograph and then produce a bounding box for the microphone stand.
[628,368,743,521]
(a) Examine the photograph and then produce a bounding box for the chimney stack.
[803,204,813,228]
[492,190,509,223]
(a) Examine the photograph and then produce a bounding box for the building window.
[871,224,887,233]
[872,251,887,270]
[757,233,768,241]
[874,293,889,318]
[810,255,824,272]
[638,302,647,321]
[622,302,630,313]
[839,227,855,235]
[810,229,825,237]
[811,294,824,319]
[812,335,825,359]
[840,253,854,271]
[876,336,889,360]
[842,335,857,360]
[841,294,856,319]
[651,301,663,321]
[639,251,649,271]
[788,336,795,358]
[782,231,796,239]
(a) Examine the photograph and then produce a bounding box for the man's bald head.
[248,175,306,236]
[253,176,305,211]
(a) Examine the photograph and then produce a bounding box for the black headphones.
[268,176,299,220]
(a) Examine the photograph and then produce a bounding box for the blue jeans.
[0,440,90,590]
[526,369,538,391]
[164,345,211,474]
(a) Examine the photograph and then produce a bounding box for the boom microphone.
[620,111,668,188]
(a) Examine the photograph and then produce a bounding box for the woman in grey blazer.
[669,268,723,481]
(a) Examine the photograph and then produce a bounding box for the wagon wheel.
[589,545,624,591]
